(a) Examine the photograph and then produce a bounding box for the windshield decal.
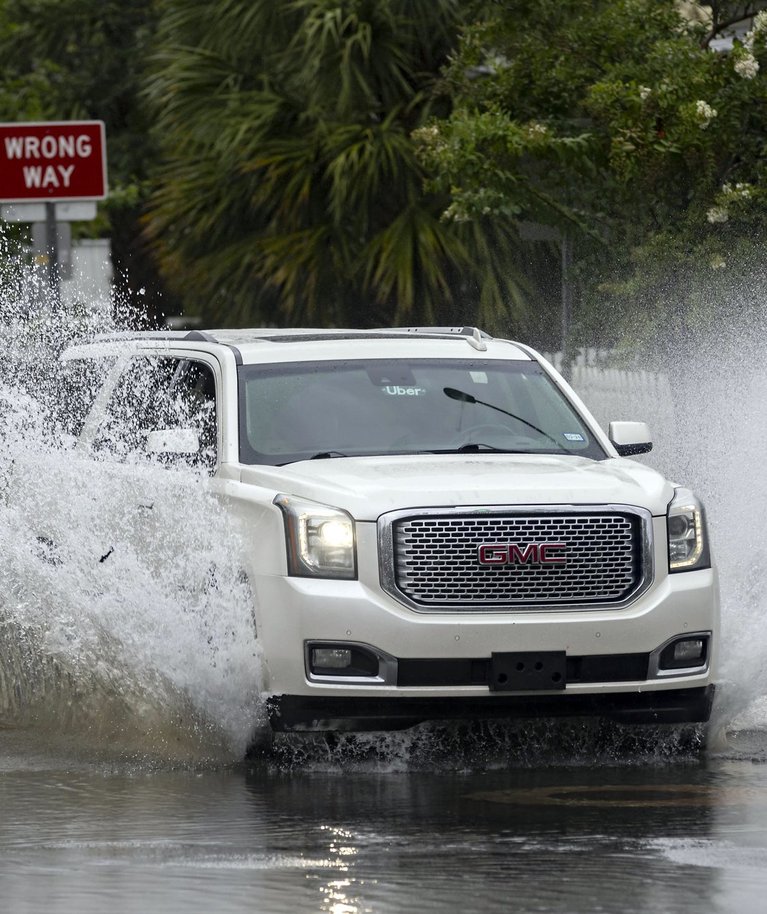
[382,386,426,396]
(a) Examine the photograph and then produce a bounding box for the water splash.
[681,351,767,758]
[0,239,263,765]
[263,719,707,774]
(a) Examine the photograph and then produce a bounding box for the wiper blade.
[437,443,526,454]
[444,386,569,452]
[309,450,348,459]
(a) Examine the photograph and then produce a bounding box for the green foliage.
[0,0,174,320]
[418,0,767,348]
[145,0,541,331]
[0,0,158,174]
[3,0,767,345]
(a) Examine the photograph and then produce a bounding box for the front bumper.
[252,564,718,688]
[268,685,716,732]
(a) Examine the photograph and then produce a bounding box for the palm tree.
[145,0,536,330]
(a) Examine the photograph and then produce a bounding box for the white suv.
[21,326,719,735]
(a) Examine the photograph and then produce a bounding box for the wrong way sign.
[0,120,107,202]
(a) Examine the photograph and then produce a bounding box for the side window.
[170,359,217,468]
[94,356,218,470]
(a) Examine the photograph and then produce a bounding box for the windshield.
[238,358,606,465]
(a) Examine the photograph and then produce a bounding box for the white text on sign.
[4,135,94,190]
[4,135,93,160]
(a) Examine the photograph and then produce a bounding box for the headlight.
[667,487,710,573]
[274,494,357,579]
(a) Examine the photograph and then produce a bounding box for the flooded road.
[2,726,767,913]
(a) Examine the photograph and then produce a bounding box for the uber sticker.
[563,432,585,442]
[382,385,426,396]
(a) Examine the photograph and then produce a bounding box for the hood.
[238,454,675,520]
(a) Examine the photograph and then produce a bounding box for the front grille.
[380,507,651,611]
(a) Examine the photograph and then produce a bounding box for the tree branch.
[701,5,764,49]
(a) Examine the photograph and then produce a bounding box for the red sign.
[0,120,107,202]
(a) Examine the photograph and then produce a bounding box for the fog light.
[312,648,352,669]
[658,635,709,672]
[307,642,382,678]
[673,639,704,663]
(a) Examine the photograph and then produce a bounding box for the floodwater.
[2,727,767,913]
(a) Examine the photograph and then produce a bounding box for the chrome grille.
[381,508,650,611]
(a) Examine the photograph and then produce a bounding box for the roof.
[74,326,534,364]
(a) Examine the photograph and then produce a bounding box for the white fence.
[543,352,677,468]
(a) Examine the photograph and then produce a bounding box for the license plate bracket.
[490,651,567,691]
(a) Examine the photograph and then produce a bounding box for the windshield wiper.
[443,387,569,452]
[309,450,348,459]
[443,443,526,453]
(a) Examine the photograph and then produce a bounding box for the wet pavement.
[2,726,767,913]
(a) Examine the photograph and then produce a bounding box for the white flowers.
[639,86,652,101]
[722,182,752,200]
[742,12,767,57]
[706,206,729,224]
[745,10,767,46]
[695,100,717,128]
[734,12,764,78]
[706,183,753,227]
[526,122,549,138]
[411,124,441,146]
[734,52,760,79]
[441,201,470,223]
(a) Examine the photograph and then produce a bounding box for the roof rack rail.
[92,330,218,343]
[384,326,490,351]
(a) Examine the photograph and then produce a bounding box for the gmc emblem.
[477,542,567,566]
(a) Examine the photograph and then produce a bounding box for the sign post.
[0,120,107,305]
[44,202,60,305]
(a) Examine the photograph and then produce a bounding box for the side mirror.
[146,428,200,456]
[608,421,653,456]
